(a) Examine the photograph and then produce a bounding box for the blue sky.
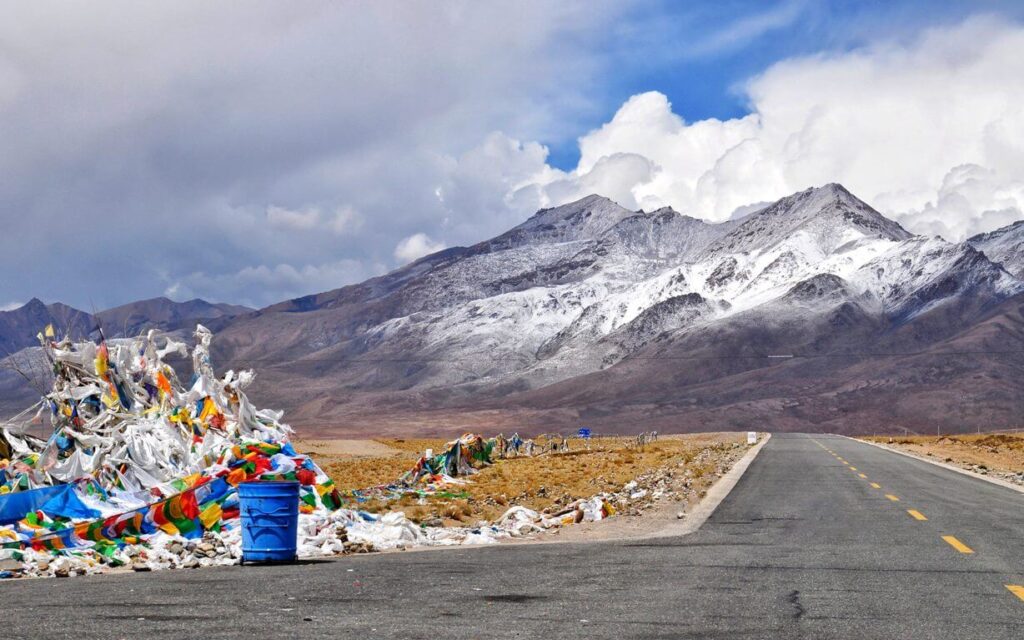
[1,1,1023,310]
[544,0,1024,169]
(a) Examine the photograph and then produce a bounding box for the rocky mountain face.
[198,184,1024,436]
[968,221,1024,278]
[6,184,1024,436]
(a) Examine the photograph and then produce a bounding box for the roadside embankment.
[299,432,754,531]
[860,433,1024,488]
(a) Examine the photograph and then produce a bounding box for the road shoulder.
[850,436,1024,495]
[515,433,773,544]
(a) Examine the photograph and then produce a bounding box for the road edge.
[645,432,772,539]
[342,433,773,556]
[848,436,1024,495]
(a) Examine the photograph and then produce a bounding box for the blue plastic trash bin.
[239,481,300,563]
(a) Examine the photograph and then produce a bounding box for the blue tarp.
[39,485,101,520]
[0,485,101,524]
[0,485,67,525]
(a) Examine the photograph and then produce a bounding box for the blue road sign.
[577,428,591,439]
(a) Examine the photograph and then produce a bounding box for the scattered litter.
[0,325,742,579]
[0,326,516,578]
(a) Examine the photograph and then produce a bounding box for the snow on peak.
[497,194,635,246]
[264,185,1024,397]
[968,218,1024,279]
[850,235,1023,318]
[702,183,911,259]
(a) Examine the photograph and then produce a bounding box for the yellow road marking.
[942,535,974,554]
[907,510,927,521]
[849,466,857,471]
[858,473,867,479]
[1007,585,1024,602]
[885,494,900,502]
[870,482,881,489]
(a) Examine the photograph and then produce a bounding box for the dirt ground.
[861,432,1024,486]
[294,432,751,527]
[295,439,403,457]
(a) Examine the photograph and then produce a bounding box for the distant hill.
[95,297,252,337]
[0,297,252,415]
[0,298,93,356]
[0,296,253,354]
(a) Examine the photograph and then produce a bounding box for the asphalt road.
[3,433,1023,639]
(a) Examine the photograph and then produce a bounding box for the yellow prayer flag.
[199,502,222,529]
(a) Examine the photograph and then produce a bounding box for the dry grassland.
[298,433,748,526]
[862,432,1024,483]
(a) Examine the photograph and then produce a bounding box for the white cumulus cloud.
[266,204,362,235]
[394,233,446,264]
[512,16,1024,240]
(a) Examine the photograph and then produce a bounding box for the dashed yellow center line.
[907,510,928,521]
[885,494,900,502]
[849,467,857,471]
[942,535,974,554]
[870,482,881,489]
[858,473,867,479]
[1007,585,1024,602]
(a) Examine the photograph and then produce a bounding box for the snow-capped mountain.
[7,184,1024,436]
[968,220,1024,278]
[196,183,1024,436]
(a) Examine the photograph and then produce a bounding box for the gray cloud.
[0,1,625,309]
